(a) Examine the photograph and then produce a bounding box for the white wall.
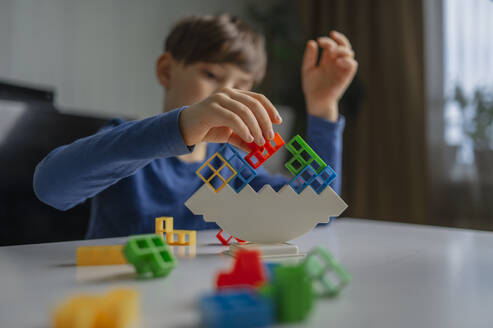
[0,0,271,118]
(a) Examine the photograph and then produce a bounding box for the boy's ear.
[156,52,173,88]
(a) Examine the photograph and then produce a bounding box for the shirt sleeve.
[33,107,192,210]
[249,114,345,194]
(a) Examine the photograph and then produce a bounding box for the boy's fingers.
[317,36,338,50]
[302,40,318,73]
[224,88,274,141]
[211,104,253,143]
[317,37,338,63]
[227,133,251,153]
[328,46,354,59]
[215,93,264,145]
[330,30,352,49]
[336,57,358,71]
[318,38,354,63]
[236,89,283,125]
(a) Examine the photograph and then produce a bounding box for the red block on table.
[216,249,266,289]
[244,133,285,169]
[216,229,245,246]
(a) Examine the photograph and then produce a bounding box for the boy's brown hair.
[165,14,266,84]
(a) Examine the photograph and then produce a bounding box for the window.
[444,0,493,164]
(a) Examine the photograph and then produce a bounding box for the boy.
[33,14,357,238]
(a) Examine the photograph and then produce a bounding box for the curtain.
[297,0,429,224]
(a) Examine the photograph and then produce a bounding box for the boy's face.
[157,53,255,111]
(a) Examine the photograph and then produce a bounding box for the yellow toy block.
[76,245,127,266]
[168,230,197,246]
[155,216,197,246]
[195,152,237,192]
[53,289,139,328]
[155,216,174,235]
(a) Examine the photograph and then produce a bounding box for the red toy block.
[216,249,266,289]
[216,229,245,246]
[244,133,285,169]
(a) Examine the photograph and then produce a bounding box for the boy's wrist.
[306,100,339,122]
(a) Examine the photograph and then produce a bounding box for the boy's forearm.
[306,114,345,194]
[33,107,191,210]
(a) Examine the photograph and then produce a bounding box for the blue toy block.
[265,262,280,282]
[288,165,318,194]
[217,144,257,192]
[199,289,274,328]
[309,165,337,194]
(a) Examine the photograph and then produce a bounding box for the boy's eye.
[203,70,217,80]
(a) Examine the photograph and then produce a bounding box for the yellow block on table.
[76,245,127,266]
[53,289,139,328]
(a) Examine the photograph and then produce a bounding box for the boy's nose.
[216,81,235,90]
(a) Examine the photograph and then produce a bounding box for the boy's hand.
[301,31,358,122]
[179,88,282,152]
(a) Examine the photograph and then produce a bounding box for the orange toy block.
[76,245,127,266]
[155,216,197,246]
[53,289,139,328]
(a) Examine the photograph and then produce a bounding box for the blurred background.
[1,0,492,245]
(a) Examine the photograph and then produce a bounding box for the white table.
[1,218,492,328]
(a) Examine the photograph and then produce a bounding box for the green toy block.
[303,247,351,297]
[285,155,308,176]
[258,283,274,299]
[284,135,327,175]
[272,264,314,323]
[123,234,176,279]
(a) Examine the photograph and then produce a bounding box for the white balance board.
[185,184,348,244]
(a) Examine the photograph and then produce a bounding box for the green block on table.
[272,264,314,323]
[303,246,351,297]
[123,234,176,279]
[258,283,274,299]
[284,135,327,175]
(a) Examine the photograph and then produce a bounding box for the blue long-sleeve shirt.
[33,107,345,239]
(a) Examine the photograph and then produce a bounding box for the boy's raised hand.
[301,31,358,122]
[179,88,282,152]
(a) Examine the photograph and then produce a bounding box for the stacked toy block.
[199,247,350,327]
[195,134,338,245]
[285,135,337,194]
[155,216,196,246]
[244,133,285,169]
[196,134,337,196]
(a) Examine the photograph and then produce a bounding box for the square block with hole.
[195,152,237,192]
[244,133,285,169]
[123,234,176,278]
[217,143,257,192]
[303,247,350,297]
[309,165,337,194]
[285,135,327,175]
[288,165,318,194]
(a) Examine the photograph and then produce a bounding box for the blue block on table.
[199,289,274,328]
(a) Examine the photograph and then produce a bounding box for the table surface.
[1,218,492,328]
